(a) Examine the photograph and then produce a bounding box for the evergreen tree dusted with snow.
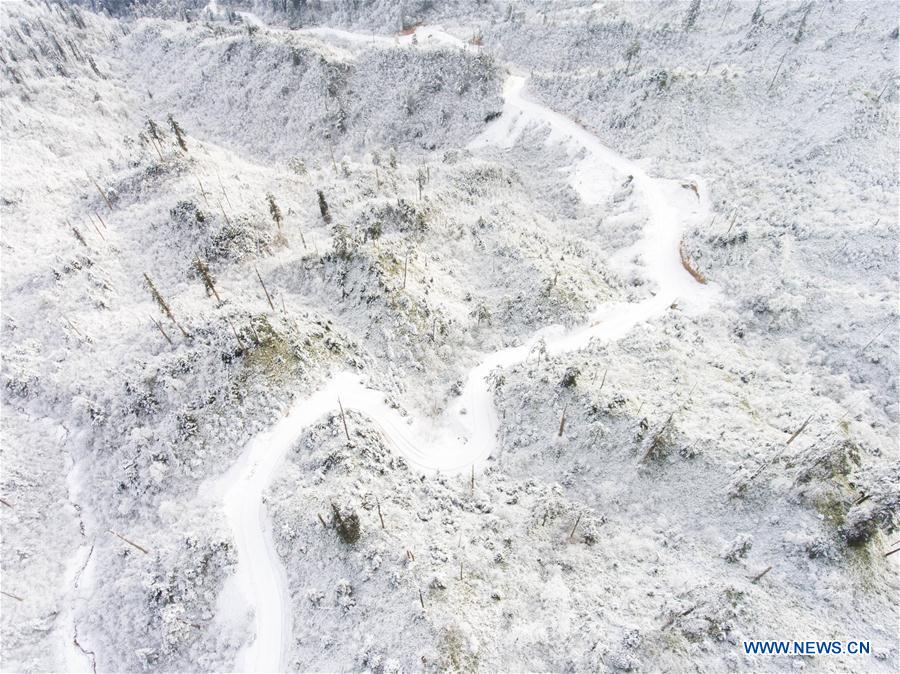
[267,193,283,229]
[624,40,641,74]
[317,189,331,224]
[146,118,164,145]
[750,0,764,25]
[683,0,701,31]
[167,114,188,152]
[144,272,189,338]
[331,221,353,260]
[145,118,165,158]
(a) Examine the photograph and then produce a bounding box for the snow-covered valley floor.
[1,1,897,673]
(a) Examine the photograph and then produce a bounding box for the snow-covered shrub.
[331,503,361,544]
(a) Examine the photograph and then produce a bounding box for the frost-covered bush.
[721,534,752,563]
[331,503,361,544]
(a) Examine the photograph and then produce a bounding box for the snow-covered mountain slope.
[1,1,897,673]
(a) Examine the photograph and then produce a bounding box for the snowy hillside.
[1,1,897,672]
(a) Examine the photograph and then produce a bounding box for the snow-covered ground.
[1,0,897,672]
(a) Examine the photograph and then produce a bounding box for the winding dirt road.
[210,21,719,674]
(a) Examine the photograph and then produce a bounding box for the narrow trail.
[199,18,719,674]
[59,427,99,674]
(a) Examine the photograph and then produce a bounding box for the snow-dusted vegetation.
[1,1,896,672]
